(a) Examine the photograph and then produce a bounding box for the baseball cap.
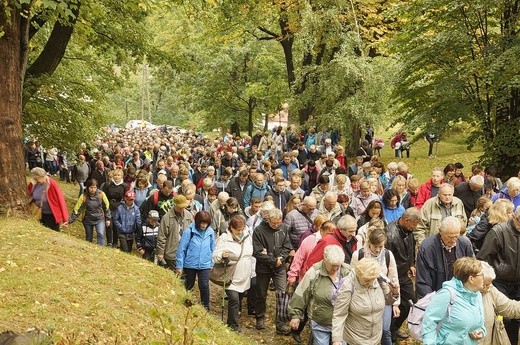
[148,210,160,219]
[174,195,189,208]
[124,190,136,200]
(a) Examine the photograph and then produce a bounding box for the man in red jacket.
[302,215,357,276]
[415,167,444,209]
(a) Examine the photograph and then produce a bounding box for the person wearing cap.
[28,167,69,231]
[156,194,193,270]
[113,190,142,252]
[69,178,111,245]
[455,175,485,219]
[136,210,160,262]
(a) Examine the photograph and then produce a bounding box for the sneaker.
[276,325,291,336]
[256,319,265,330]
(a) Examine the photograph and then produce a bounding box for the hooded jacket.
[422,277,485,345]
[176,222,215,270]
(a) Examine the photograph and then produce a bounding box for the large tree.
[392,0,520,177]
[0,0,152,216]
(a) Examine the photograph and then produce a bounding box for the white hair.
[324,245,345,265]
[481,261,496,280]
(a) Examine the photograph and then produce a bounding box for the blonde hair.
[335,174,347,184]
[488,199,514,225]
[454,257,481,283]
[391,175,408,190]
[355,258,381,280]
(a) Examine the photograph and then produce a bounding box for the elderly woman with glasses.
[480,261,520,345]
[422,257,486,345]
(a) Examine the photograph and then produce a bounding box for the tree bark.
[0,5,31,216]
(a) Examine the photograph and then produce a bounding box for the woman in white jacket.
[212,215,254,332]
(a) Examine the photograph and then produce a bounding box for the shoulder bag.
[210,239,245,287]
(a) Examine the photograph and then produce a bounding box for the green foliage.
[390,0,520,177]
[21,0,159,152]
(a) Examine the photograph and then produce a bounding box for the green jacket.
[289,260,351,326]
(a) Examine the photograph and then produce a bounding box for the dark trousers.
[106,215,118,246]
[255,269,287,325]
[118,233,134,252]
[494,279,520,345]
[41,213,60,232]
[184,268,211,310]
[226,289,244,330]
[246,277,257,314]
[142,248,155,262]
[426,137,435,156]
[391,277,416,340]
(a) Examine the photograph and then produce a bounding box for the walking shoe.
[276,325,291,336]
[256,318,265,330]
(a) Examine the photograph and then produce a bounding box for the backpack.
[407,287,456,341]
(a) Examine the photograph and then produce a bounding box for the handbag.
[275,290,292,323]
[30,202,42,221]
[492,315,511,345]
[209,240,244,287]
[29,182,48,221]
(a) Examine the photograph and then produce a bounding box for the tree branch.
[24,2,81,106]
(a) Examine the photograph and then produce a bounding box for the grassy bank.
[0,218,250,344]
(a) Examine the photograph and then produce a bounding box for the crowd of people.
[25,124,520,345]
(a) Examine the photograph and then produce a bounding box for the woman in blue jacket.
[422,257,486,345]
[176,210,215,310]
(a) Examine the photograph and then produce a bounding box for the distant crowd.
[26,124,520,345]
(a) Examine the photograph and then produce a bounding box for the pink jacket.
[287,232,322,283]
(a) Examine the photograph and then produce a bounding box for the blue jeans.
[83,220,105,246]
[381,304,393,345]
[184,268,211,310]
[310,320,345,345]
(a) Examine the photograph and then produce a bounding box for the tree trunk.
[0,6,30,216]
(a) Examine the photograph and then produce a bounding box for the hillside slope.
[0,218,251,344]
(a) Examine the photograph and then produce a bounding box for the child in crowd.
[466,197,492,234]
[136,210,160,262]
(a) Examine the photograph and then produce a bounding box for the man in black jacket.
[477,208,520,345]
[385,208,420,341]
[253,208,293,335]
[225,170,249,208]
